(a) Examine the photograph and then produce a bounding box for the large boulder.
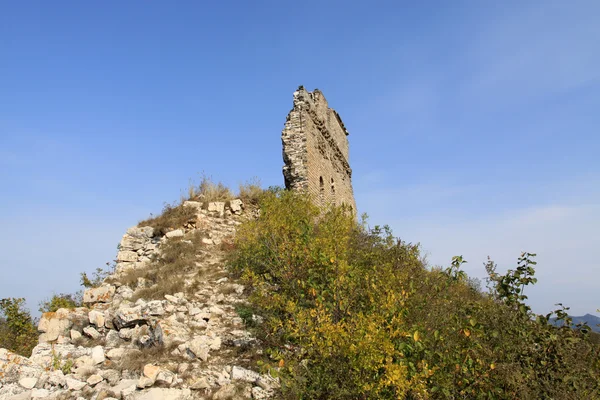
[229,199,243,214]
[126,226,155,239]
[113,305,146,330]
[83,285,116,304]
[207,202,225,216]
[230,366,260,383]
[117,250,139,262]
[0,348,43,384]
[37,307,89,343]
[29,343,91,370]
[165,229,184,238]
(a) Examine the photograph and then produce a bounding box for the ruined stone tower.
[282,86,356,211]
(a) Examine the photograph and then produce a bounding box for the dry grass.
[72,335,105,348]
[131,277,186,302]
[116,343,181,372]
[139,176,258,239]
[219,234,236,252]
[138,202,197,237]
[237,178,264,205]
[107,266,148,288]
[189,174,234,203]
[125,231,208,301]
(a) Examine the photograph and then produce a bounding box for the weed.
[138,203,197,237]
[51,349,74,375]
[117,343,181,372]
[80,263,114,288]
[39,293,80,313]
[189,173,234,203]
[127,231,207,301]
[237,178,264,205]
[235,304,257,328]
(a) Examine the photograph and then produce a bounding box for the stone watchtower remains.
[281,86,356,211]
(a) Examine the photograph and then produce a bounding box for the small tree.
[80,263,113,288]
[39,293,81,313]
[0,298,38,356]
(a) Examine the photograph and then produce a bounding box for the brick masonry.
[281,86,356,211]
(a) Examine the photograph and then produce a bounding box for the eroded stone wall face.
[282,87,356,211]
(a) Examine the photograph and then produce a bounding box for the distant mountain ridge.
[551,313,600,332]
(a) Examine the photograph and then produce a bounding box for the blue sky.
[1,1,598,316]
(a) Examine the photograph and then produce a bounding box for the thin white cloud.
[359,187,600,316]
[464,1,600,103]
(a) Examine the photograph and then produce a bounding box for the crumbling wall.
[281,87,356,211]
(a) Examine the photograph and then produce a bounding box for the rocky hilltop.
[0,199,278,400]
[0,87,356,400]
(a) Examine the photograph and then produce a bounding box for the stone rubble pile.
[0,199,278,400]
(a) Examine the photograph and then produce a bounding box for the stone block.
[83,285,116,304]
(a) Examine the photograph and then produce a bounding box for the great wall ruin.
[282,86,356,212]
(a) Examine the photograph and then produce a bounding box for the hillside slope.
[0,199,277,400]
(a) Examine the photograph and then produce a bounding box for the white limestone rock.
[83,326,101,340]
[104,330,121,348]
[18,377,37,389]
[127,226,155,238]
[183,201,202,214]
[230,366,260,383]
[91,346,105,365]
[155,369,175,386]
[114,305,145,329]
[48,370,66,387]
[116,285,134,300]
[88,310,105,327]
[65,376,86,391]
[189,377,210,390]
[143,301,165,316]
[229,199,243,213]
[38,309,76,342]
[0,348,43,384]
[137,375,155,389]
[207,202,225,216]
[117,250,139,263]
[164,295,179,304]
[83,285,116,304]
[86,374,103,386]
[70,329,82,340]
[105,348,126,361]
[165,229,184,238]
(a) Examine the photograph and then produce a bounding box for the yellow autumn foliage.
[230,189,600,399]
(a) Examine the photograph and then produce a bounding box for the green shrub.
[230,190,600,399]
[51,349,74,374]
[0,298,38,357]
[80,262,114,288]
[39,293,81,313]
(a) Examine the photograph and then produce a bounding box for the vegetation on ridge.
[138,176,263,236]
[0,298,38,357]
[118,230,209,301]
[2,181,598,398]
[229,189,600,399]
